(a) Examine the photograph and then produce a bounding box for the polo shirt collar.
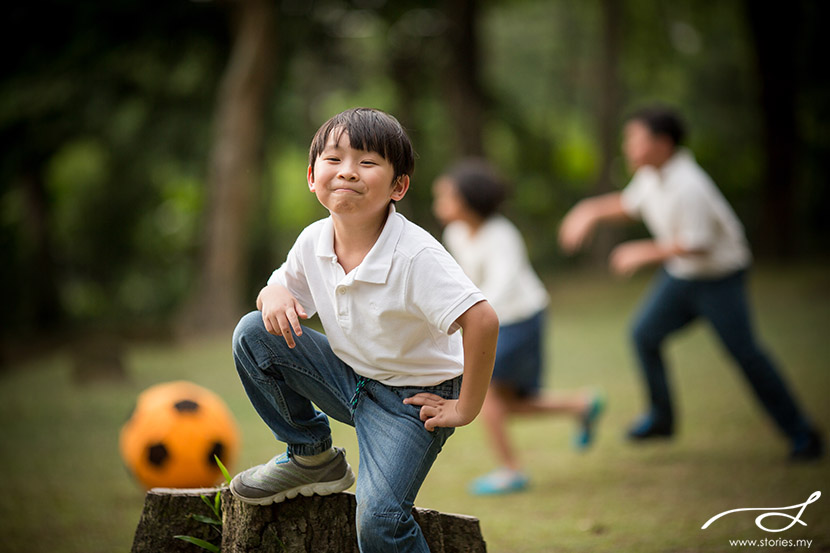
[659,147,694,181]
[315,204,403,284]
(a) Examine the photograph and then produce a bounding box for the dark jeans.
[631,268,812,444]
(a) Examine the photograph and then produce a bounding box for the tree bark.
[223,491,487,553]
[19,169,63,330]
[132,488,488,553]
[179,0,276,335]
[131,488,223,553]
[442,0,486,157]
[589,0,624,266]
[745,0,800,258]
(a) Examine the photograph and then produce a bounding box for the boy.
[432,158,603,495]
[558,106,823,461]
[230,108,499,552]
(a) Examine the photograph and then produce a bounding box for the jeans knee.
[232,311,268,360]
[356,501,411,549]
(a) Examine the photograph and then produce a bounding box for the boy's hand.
[558,201,596,254]
[257,284,308,348]
[559,193,630,254]
[403,393,473,432]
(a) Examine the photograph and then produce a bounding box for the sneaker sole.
[230,468,356,506]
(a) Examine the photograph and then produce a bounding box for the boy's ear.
[307,165,315,192]
[391,175,410,202]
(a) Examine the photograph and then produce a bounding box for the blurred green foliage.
[1,0,827,338]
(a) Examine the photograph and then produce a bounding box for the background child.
[230,108,499,552]
[433,158,604,495]
[558,106,823,461]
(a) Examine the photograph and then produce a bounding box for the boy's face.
[308,130,409,221]
[432,177,472,226]
[622,120,673,171]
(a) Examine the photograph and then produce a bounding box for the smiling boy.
[230,108,499,552]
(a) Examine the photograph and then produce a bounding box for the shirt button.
[338,287,346,295]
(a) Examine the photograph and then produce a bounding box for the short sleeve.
[266,232,317,317]
[406,248,486,335]
[675,187,716,252]
[620,169,651,218]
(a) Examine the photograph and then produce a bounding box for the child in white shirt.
[230,108,499,552]
[433,158,604,495]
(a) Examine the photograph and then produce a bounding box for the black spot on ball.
[174,399,200,413]
[207,442,225,467]
[147,443,169,467]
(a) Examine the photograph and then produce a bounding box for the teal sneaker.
[230,447,355,505]
[574,394,605,450]
[469,468,528,495]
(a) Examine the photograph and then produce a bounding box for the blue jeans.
[631,269,813,444]
[232,311,459,553]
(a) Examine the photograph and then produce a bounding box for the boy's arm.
[404,300,499,431]
[257,283,308,348]
[609,239,706,277]
[558,192,631,253]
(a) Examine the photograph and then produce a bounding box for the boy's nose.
[337,165,359,181]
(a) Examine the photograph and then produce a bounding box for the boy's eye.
[361,160,378,166]
[324,156,340,162]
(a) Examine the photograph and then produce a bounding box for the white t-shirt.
[620,148,752,279]
[443,215,548,326]
[268,205,485,386]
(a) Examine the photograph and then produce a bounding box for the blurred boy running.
[559,106,823,461]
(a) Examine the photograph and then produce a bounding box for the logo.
[701,491,821,533]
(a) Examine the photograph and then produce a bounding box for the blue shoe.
[574,394,605,450]
[469,468,528,495]
[626,412,673,441]
[790,429,824,462]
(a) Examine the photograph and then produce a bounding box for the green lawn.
[1,264,828,552]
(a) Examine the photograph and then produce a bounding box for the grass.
[1,263,828,552]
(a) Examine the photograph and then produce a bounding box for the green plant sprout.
[174,455,231,552]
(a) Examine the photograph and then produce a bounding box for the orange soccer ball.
[119,381,240,489]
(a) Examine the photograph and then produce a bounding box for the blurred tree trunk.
[20,168,62,330]
[1,168,65,369]
[745,0,799,259]
[442,0,485,157]
[590,0,624,266]
[179,0,276,336]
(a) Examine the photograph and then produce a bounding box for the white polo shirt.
[268,205,486,386]
[443,215,548,326]
[620,148,752,279]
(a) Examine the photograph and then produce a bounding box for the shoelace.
[349,376,367,411]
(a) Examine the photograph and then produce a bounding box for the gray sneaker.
[230,447,355,505]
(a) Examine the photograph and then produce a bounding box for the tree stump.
[132,488,487,552]
[131,488,223,553]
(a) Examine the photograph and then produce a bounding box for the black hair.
[627,106,686,147]
[308,107,416,181]
[442,158,507,219]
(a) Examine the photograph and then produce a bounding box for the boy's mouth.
[332,186,360,194]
